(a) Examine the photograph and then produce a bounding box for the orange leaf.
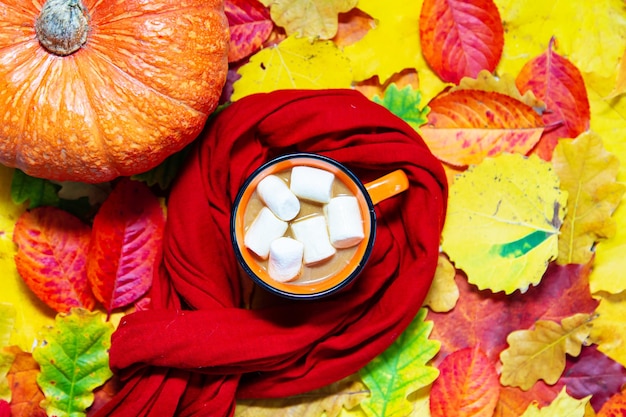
[430,347,499,417]
[516,38,590,161]
[598,388,626,417]
[420,89,544,166]
[87,179,165,315]
[13,207,95,313]
[4,346,46,417]
[419,0,504,84]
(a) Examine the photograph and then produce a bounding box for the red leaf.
[87,179,165,315]
[225,0,273,63]
[496,382,559,417]
[421,89,544,166]
[516,38,590,160]
[13,207,95,313]
[430,347,499,417]
[0,400,9,417]
[420,0,504,84]
[428,262,598,366]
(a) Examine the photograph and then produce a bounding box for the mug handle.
[364,170,409,205]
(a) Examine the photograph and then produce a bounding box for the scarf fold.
[95,89,448,417]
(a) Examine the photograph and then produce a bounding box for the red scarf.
[95,89,448,417]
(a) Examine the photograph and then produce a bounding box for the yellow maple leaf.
[500,313,594,390]
[441,153,567,294]
[0,166,55,351]
[552,132,626,265]
[260,0,357,40]
[422,254,459,313]
[590,292,626,368]
[232,36,352,101]
[519,387,591,417]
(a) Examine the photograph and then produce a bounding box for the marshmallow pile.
[243,166,365,283]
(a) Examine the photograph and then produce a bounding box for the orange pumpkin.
[0,0,229,182]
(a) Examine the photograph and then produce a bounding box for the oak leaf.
[499,313,594,390]
[441,153,567,294]
[421,90,545,167]
[261,0,356,40]
[13,207,95,313]
[225,0,273,63]
[232,36,352,101]
[372,84,429,131]
[5,346,46,417]
[519,387,590,417]
[419,0,503,84]
[552,132,625,265]
[428,262,598,366]
[452,70,545,111]
[590,292,626,368]
[607,47,626,99]
[430,347,499,417]
[359,308,440,417]
[87,179,165,315]
[423,254,459,313]
[589,202,626,295]
[516,38,590,161]
[235,375,367,416]
[33,309,113,417]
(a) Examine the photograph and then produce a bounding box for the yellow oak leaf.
[260,0,357,40]
[423,254,459,313]
[0,166,55,351]
[232,36,352,101]
[441,153,567,294]
[552,132,626,265]
[607,47,626,99]
[451,69,546,112]
[495,0,626,98]
[500,313,594,390]
[590,292,626,368]
[519,387,591,417]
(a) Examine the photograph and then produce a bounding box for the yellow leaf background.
[499,314,594,390]
[0,166,55,352]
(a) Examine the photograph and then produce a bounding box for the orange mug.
[231,153,408,299]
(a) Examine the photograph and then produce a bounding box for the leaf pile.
[1,0,626,416]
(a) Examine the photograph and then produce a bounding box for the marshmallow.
[326,196,365,248]
[291,215,336,265]
[268,237,304,282]
[244,207,288,259]
[256,175,300,221]
[290,166,335,203]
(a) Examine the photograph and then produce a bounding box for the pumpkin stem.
[35,0,90,56]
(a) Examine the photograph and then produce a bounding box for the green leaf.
[358,308,440,417]
[11,169,60,209]
[373,84,429,131]
[33,308,114,417]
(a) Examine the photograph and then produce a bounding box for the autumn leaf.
[87,179,165,315]
[607,47,626,99]
[452,70,545,111]
[500,313,594,390]
[225,0,273,63]
[372,84,429,131]
[552,132,625,265]
[0,304,15,349]
[423,254,459,313]
[261,0,356,40]
[590,292,626,368]
[0,349,12,403]
[421,90,545,167]
[359,308,440,417]
[598,387,626,417]
[419,0,504,84]
[519,387,590,417]
[5,346,46,417]
[429,262,598,366]
[10,170,60,209]
[235,375,367,416]
[33,309,113,417]
[13,207,95,313]
[516,38,590,161]
[430,347,499,417]
[442,153,567,294]
[131,147,191,191]
[232,36,352,101]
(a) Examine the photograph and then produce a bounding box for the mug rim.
[230,152,377,300]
